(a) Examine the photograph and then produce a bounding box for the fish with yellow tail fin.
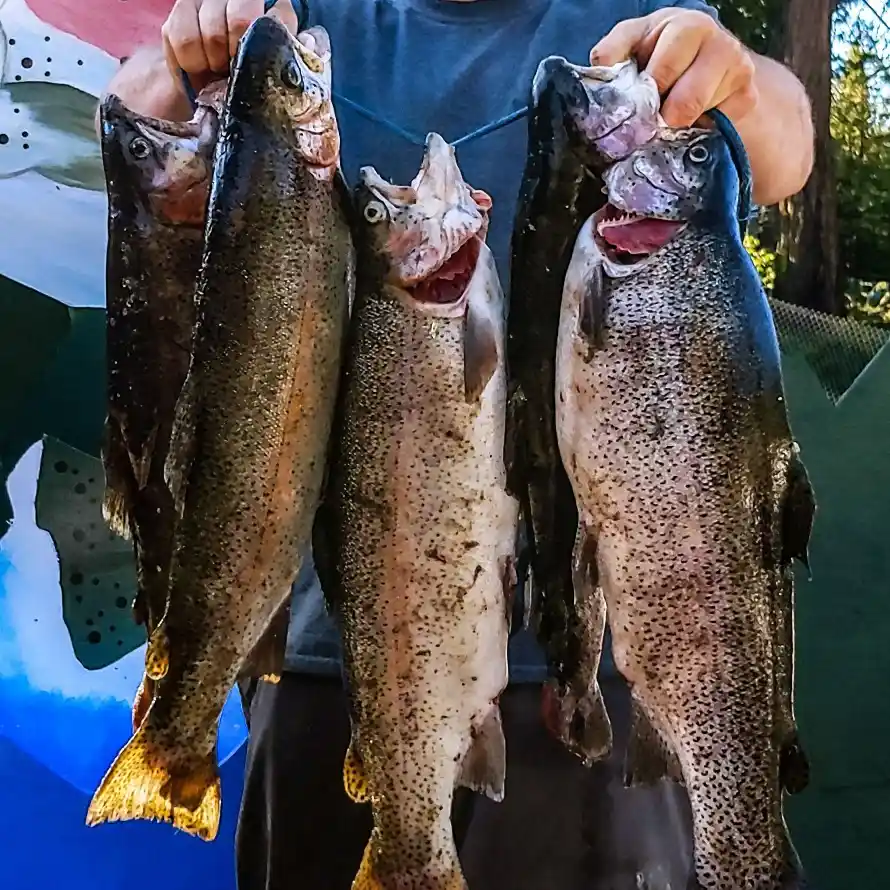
[314,133,518,889]
[86,17,353,841]
[98,82,222,732]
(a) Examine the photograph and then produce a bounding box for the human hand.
[589,9,757,128]
[162,0,299,92]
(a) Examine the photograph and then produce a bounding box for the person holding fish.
[100,0,814,887]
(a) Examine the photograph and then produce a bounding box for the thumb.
[589,17,651,67]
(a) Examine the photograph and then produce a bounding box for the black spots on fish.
[689,246,708,273]
[424,545,448,564]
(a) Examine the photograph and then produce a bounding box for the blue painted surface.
[0,443,247,890]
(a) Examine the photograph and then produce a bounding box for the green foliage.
[831,42,890,285]
[847,280,890,326]
[744,233,777,291]
[711,0,785,55]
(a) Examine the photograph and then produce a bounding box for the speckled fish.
[315,133,517,890]
[555,125,815,888]
[99,83,223,731]
[507,57,660,761]
[87,18,353,841]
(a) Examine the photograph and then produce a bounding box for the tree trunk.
[773,0,843,315]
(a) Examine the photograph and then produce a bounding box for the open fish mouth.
[594,202,686,266]
[406,234,483,305]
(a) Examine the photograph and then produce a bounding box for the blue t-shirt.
[285,0,718,680]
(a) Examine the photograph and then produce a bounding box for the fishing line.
[176,0,528,149]
[177,12,753,235]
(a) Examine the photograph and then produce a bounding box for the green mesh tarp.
[768,299,890,889]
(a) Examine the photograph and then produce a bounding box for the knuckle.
[204,30,229,51]
[175,33,204,54]
[688,9,716,29]
[736,83,759,113]
[671,92,706,122]
[737,50,756,82]
[227,13,256,35]
[652,60,685,91]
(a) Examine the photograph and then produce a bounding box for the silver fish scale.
[332,263,515,885]
[557,225,805,890]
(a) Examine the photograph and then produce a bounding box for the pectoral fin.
[578,262,606,359]
[781,448,816,572]
[541,527,612,765]
[464,300,500,404]
[624,697,683,787]
[343,735,370,804]
[241,600,291,684]
[101,416,133,540]
[457,706,506,802]
[163,371,199,519]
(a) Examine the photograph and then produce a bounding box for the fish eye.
[129,137,151,160]
[687,143,710,165]
[363,200,387,224]
[282,60,304,90]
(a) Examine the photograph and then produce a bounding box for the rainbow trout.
[315,133,517,890]
[87,18,353,841]
[555,124,815,888]
[99,83,222,731]
[507,57,661,760]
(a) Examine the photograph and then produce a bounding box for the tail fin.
[352,841,467,890]
[86,725,221,841]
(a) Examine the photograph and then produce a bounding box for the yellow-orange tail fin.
[85,726,220,841]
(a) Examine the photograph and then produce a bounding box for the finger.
[589,17,651,67]
[268,1,299,34]
[198,0,231,74]
[163,0,212,76]
[226,0,266,60]
[660,36,732,127]
[644,19,706,96]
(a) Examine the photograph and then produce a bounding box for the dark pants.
[235,674,696,890]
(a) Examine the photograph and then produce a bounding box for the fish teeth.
[597,210,639,236]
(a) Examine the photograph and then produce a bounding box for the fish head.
[231,17,339,177]
[592,127,736,275]
[99,91,219,226]
[532,56,661,164]
[355,133,493,315]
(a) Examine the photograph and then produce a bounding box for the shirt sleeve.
[643,0,719,20]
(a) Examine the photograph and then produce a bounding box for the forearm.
[95,45,193,133]
[732,53,815,207]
